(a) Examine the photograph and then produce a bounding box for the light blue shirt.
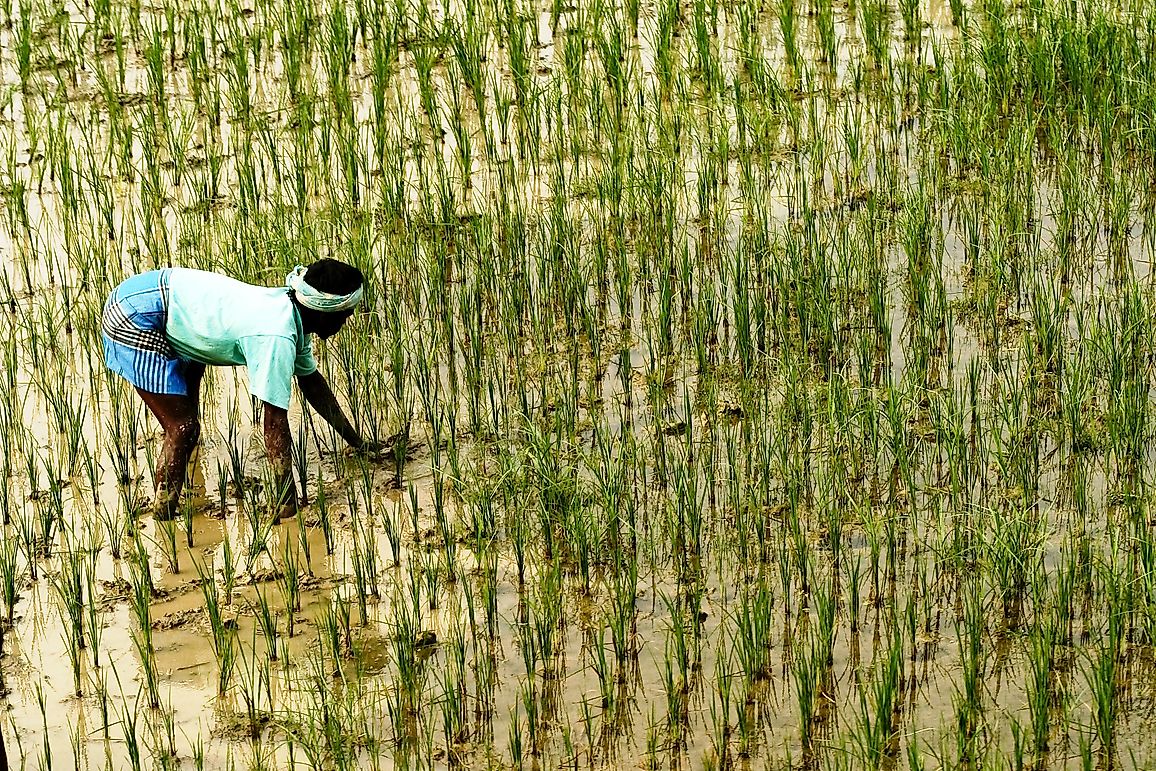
[164,268,317,409]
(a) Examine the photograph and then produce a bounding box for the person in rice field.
[101,259,388,521]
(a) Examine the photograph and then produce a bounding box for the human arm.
[296,369,374,451]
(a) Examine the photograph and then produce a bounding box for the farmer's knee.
[170,419,201,450]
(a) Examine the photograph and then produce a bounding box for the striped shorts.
[102,269,191,395]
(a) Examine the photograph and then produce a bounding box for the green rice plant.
[119,691,146,771]
[146,692,180,770]
[845,555,863,636]
[508,702,524,768]
[346,513,374,628]
[250,585,279,661]
[31,456,64,561]
[91,659,112,739]
[1086,635,1119,765]
[588,624,615,739]
[1086,555,1126,766]
[651,0,678,93]
[732,579,774,688]
[51,526,89,697]
[278,539,302,638]
[236,633,274,740]
[1059,347,1096,456]
[241,484,276,568]
[861,0,891,68]
[349,494,381,624]
[438,615,470,758]
[779,0,799,71]
[1027,277,1065,377]
[390,577,424,749]
[411,41,441,138]
[218,526,238,609]
[369,17,399,159]
[33,679,50,768]
[1025,610,1056,759]
[900,0,920,43]
[689,0,720,94]
[791,629,826,763]
[854,633,902,769]
[222,21,254,129]
[127,539,161,709]
[315,597,344,668]
[0,529,19,632]
[196,555,236,697]
[954,582,986,764]
[1135,517,1156,647]
[813,578,837,668]
[815,0,836,66]
[948,0,965,26]
[658,619,690,755]
[13,2,35,89]
[156,508,181,574]
[445,63,475,187]
[988,505,1045,615]
[143,19,166,117]
[224,405,248,495]
[292,425,311,506]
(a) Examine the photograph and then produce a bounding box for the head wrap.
[286,265,364,313]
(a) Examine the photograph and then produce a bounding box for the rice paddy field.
[3,0,1156,767]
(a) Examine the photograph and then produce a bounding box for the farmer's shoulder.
[239,289,301,338]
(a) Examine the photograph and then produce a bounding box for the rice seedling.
[127,538,162,710]
[0,507,21,620]
[250,585,279,661]
[196,555,236,697]
[854,633,903,769]
[50,525,90,697]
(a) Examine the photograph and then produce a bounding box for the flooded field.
[2,0,1156,767]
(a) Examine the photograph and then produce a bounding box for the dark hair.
[304,258,363,295]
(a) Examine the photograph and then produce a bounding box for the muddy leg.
[185,362,206,412]
[136,388,201,520]
[183,363,209,502]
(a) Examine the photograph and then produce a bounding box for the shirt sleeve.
[295,336,318,377]
[238,336,298,410]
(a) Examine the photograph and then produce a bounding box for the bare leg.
[136,387,201,520]
[263,403,298,522]
[185,362,206,411]
[182,363,208,501]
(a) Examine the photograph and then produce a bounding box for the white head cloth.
[286,265,364,312]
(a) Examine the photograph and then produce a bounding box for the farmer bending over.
[102,259,382,520]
